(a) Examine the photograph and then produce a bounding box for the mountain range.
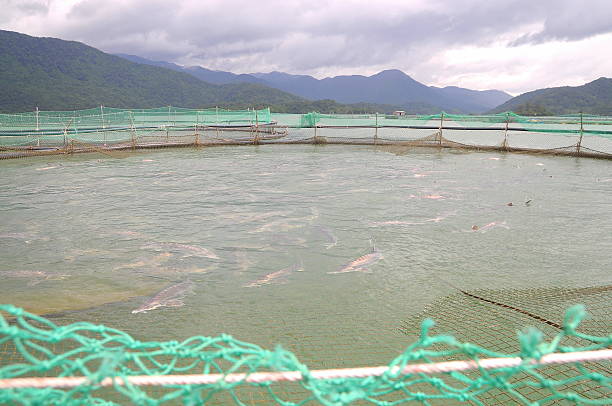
[490,77,612,115]
[1,29,611,115]
[117,54,511,114]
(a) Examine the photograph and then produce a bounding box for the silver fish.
[472,221,510,233]
[143,242,219,259]
[113,252,173,270]
[244,263,303,288]
[3,270,69,286]
[328,249,383,274]
[0,232,32,240]
[131,280,194,314]
[315,226,338,249]
[254,209,319,233]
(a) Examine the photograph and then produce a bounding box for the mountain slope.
[253,69,512,113]
[490,78,612,115]
[115,55,511,113]
[0,30,312,113]
[116,53,267,85]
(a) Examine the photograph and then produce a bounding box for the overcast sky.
[2,0,612,94]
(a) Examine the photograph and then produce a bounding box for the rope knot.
[7,305,24,317]
[413,392,426,401]
[1,325,21,338]
[461,343,478,356]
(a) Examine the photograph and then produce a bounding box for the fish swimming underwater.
[244,263,304,287]
[142,242,219,259]
[3,270,69,286]
[315,226,338,249]
[329,248,383,274]
[113,252,173,271]
[131,280,194,314]
[471,221,510,233]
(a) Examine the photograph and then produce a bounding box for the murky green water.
[1,145,611,368]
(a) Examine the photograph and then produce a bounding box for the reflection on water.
[1,145,611,367]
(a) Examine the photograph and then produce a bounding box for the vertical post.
[438,112,444,146]
[195,110,199,146]
[129,111,136,149]
[215,106,219,138]
[100,105,107,145]
[576,112,584,155]
[35,107,40,146]
[374,112,378,144]
[503,112,509,150]
[254,109,259,144]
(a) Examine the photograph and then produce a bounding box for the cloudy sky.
[2,0,612,94]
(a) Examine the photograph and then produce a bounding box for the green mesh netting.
[294,111,612,138]
[0,304,610,405]
[0,107,272,137]
[2,107,612,159]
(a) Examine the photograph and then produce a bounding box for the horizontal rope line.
[0,349,610,389]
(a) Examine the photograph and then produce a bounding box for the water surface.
[1,145,610,368]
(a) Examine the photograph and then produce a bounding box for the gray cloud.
[0,0,49,24]
[511,0,612,45]
[2,0,612,93]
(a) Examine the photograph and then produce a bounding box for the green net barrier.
[295,111,612,137]
[2,107,612,159]
[1,304,610,405]
[0,107,272,137]
[2,107,612,136]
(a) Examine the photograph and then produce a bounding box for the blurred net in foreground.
[1,302,610,405]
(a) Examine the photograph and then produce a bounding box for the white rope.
[0,349,609,389]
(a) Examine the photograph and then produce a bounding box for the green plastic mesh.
[1,107,612,159]
[295,111,612,138]
[0,304,610,405]
[0,106,272,137]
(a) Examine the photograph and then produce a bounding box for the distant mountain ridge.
[0,30,404,114]
[252,69,512,113]
[490,77,612,115]
[116,54,511,113]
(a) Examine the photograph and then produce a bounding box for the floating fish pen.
[1,107,611,159]
[1,107,611,405]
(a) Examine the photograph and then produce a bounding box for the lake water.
[1,144,611,370]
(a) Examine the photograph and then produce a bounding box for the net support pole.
[576,112,584,155]
[438,112,444,146]
[35,107,40,146]
[375,112,378,144]
[101,105,107,145]
[503,112,509,150]
[195,110,200,146]
[215,106,219,138]
[254,110,260,145]
[129,111,136,149]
